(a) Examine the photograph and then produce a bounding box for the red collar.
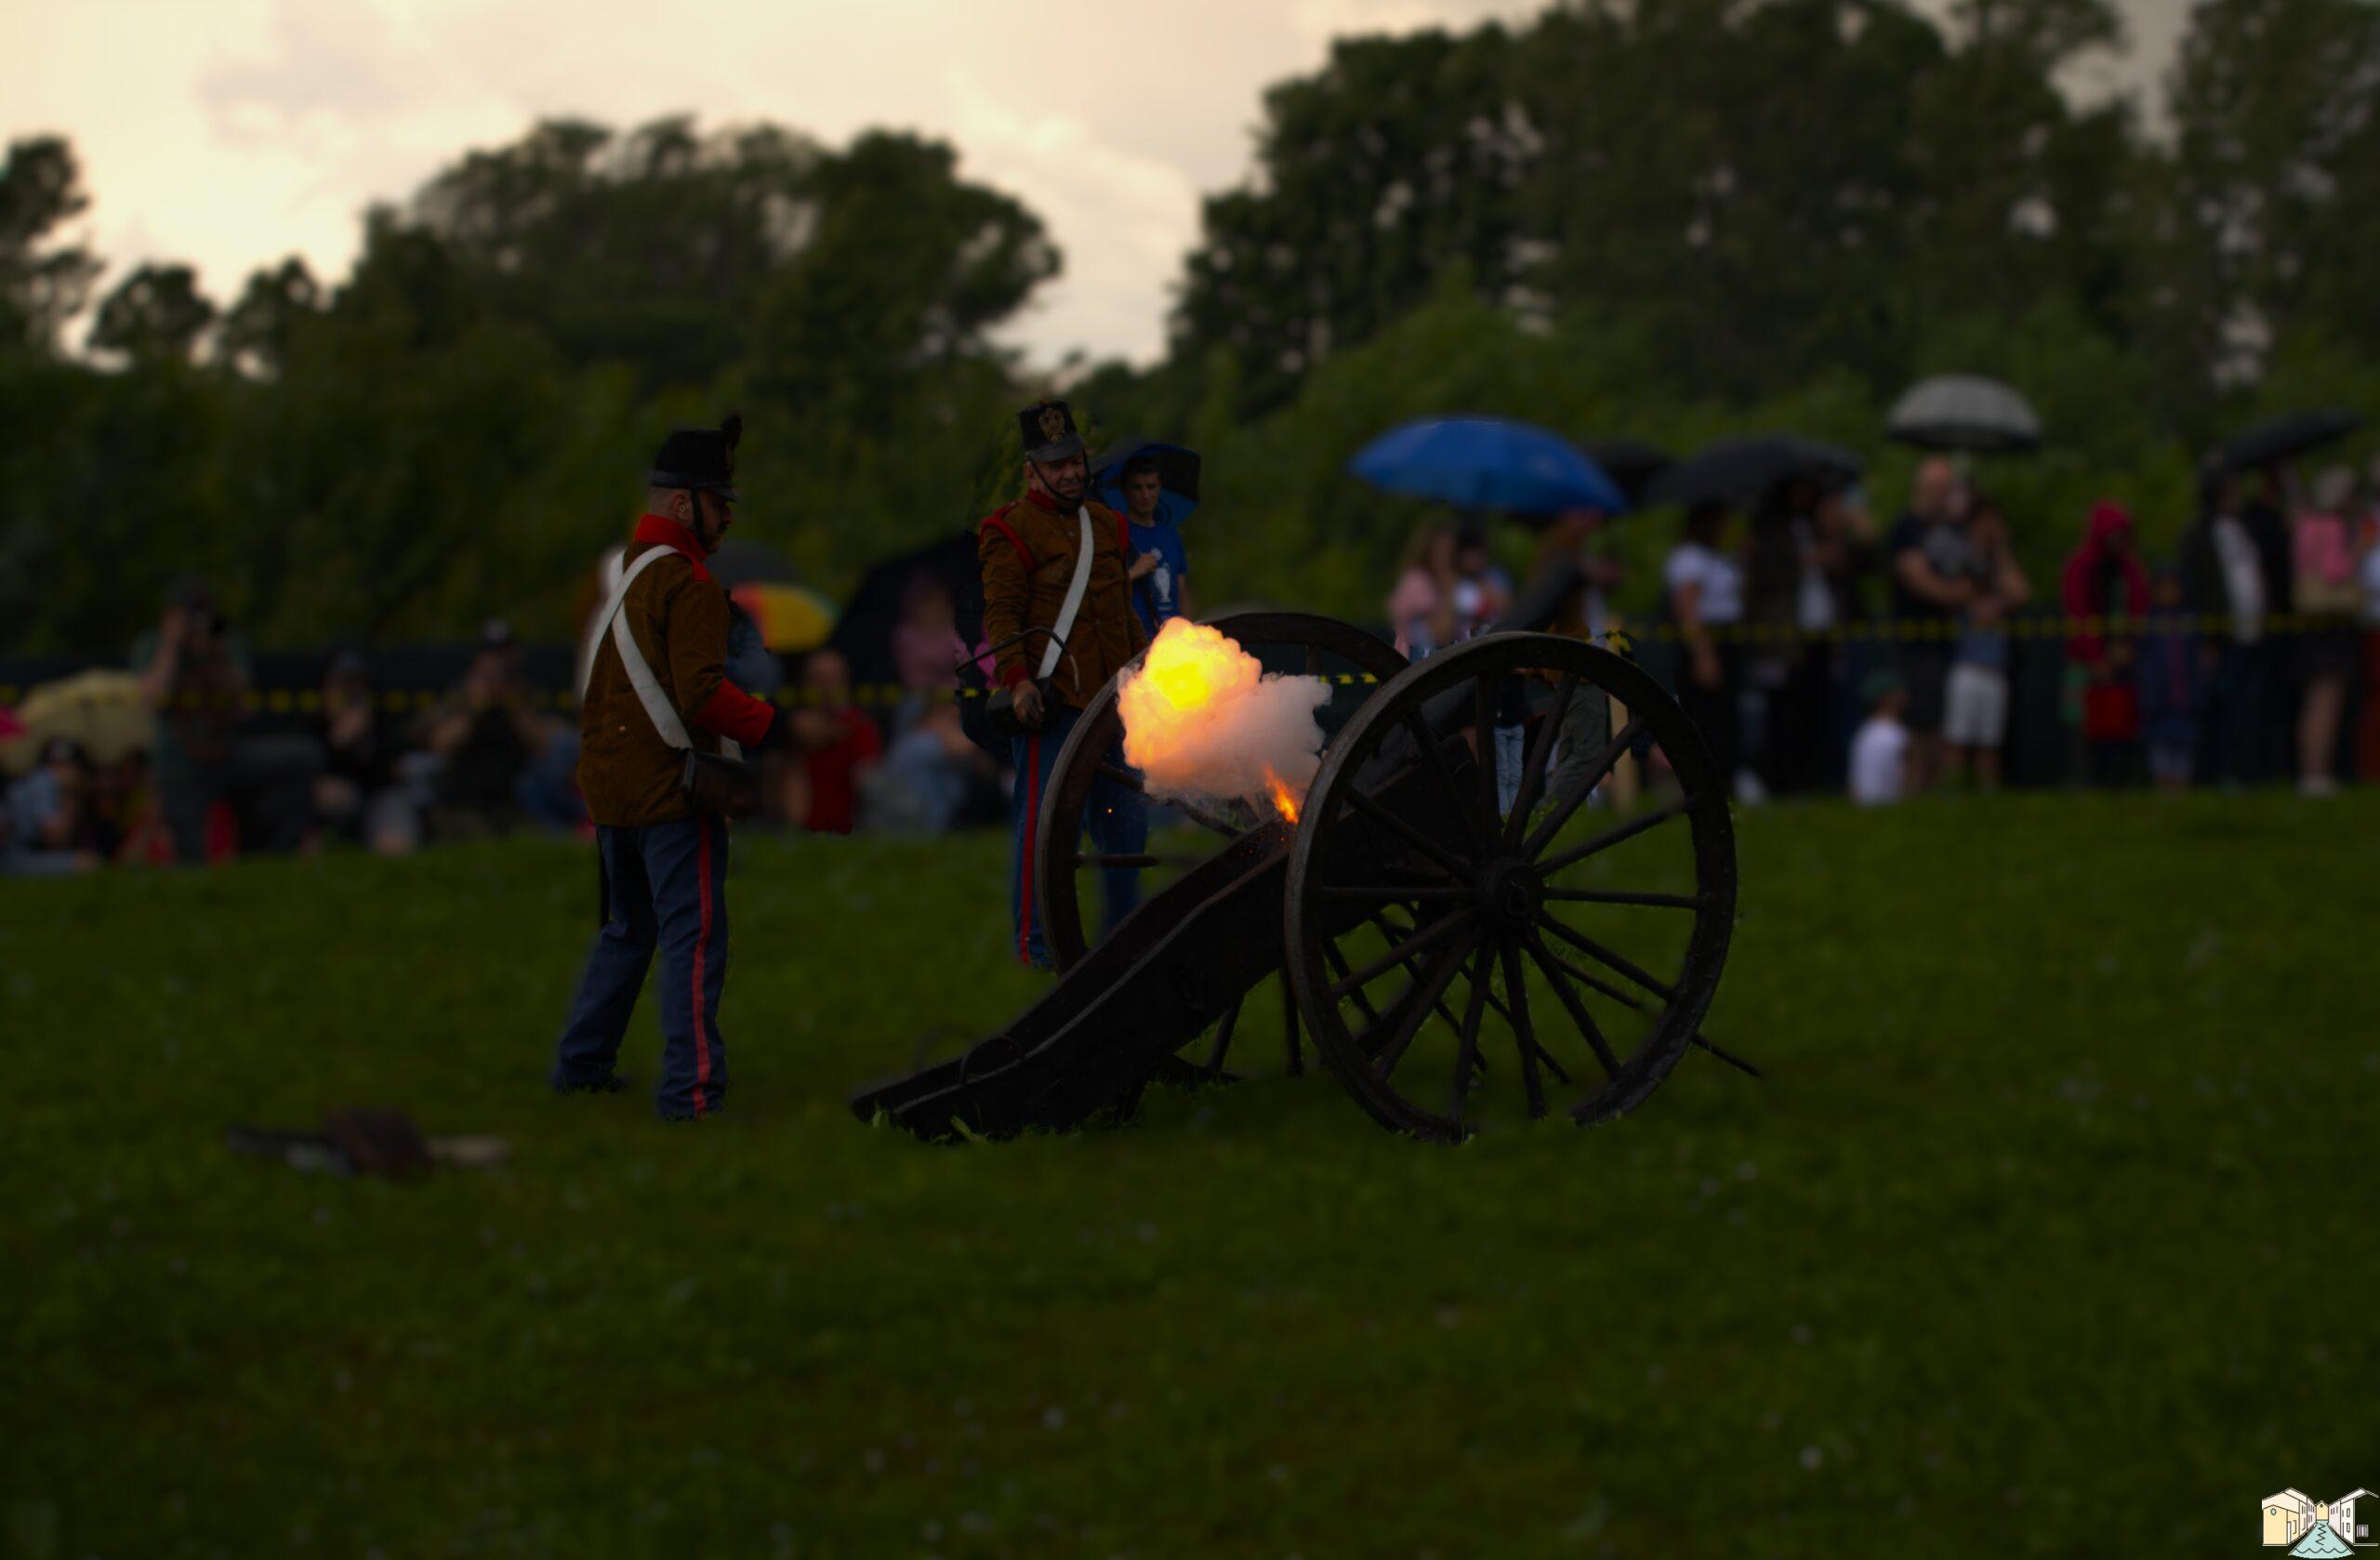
[631,514,715,582]
[1022,487,1078,518]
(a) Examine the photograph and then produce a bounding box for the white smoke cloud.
[1118,620,1331,810]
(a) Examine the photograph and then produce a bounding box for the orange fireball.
[1119,620,1329,815]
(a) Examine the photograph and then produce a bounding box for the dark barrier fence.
[7,607,2367,793]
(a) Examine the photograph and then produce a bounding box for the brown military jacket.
[978,489,1149,711]
[577,514,778,828]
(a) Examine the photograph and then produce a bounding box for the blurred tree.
[749,130,1055,422]
[371,118,1054,401]
[219,258,322,378]
[1525,0,1947,399]
[1172,27,1532,416]
[87,263,217,363]
[2166,0,2380,377]
[0,136,103,355]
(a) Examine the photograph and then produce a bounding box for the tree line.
[4,0,2376,654]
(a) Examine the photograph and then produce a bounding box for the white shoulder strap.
[579,546,694,751]
[1039,506,1097,681]
[575,547,630,695]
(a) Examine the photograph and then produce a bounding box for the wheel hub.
[1476,857,1543,932]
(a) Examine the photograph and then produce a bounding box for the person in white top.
[2184,467,2289,787]
[1664,502,1747,791]
[1848,670,1910,806]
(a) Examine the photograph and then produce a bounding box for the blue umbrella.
[1349,416,1628,520]
[1091,437,1201,525]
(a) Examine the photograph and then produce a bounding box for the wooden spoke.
[1358,912,1505,1047]
[1343,786,1474,883]
[1447,941,1496,1121]
[1536,912,1681,1003]
[1364,911,1514,1028]
[1540,888,1708,910]
[1534,797,1684,879]
[1527,933,1623,1078]
[1534,940,1648,1014]
[1322,941,1382,1026]
[1329,908,1474,998]
[1537,937,1755,1076]
[1693,1036,1765,1078]
[1504,672,1577,853]
[1521,716,1647,860]
[1498,937,1548,1118]
[1368,929,1480,1080]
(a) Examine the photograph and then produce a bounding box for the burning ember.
[1119,620,1330,821]
[1263,768,1301,823]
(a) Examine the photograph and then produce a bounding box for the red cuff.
[693,682,777,748]
[999,662,1029,689]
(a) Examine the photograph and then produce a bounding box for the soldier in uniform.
[552,415,787,1119]
[980,400,1150,968]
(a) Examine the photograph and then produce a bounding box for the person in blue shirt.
[1119,455,1192,634]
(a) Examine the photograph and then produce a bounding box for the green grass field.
[5,791,2375,1558]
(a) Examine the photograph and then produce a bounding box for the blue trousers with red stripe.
[553,813,730,1118]
[1011,703,1146,969]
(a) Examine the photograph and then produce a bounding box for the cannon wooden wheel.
[1282,632,1738,1142]
[1034,611,1408,977]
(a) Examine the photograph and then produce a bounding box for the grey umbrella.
[1886,375,2043,454]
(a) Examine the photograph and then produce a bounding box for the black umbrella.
[1580,438,1673,507]
[1886,375,2043,454]
[1647,434,1864,509]
[2213,409,2365,475]
[1091,434,1202,509]
[826,529,982,694]
[707,537,800,590]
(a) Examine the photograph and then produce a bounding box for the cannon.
[852,569,1748,1144]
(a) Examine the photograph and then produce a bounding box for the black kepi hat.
[1018,400,1084,465]
[649,412,743,500]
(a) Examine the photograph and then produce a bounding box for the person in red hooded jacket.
[2063,500,2151,787]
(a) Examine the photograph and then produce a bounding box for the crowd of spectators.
[1,564,1008,877]
[12,449,2380,877]
[1629,453,2380,806]
[2,580,596,876]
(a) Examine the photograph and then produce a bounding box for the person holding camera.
[417,619,557,838]
[551,415,790,1121]
[979,399,1149,969]
[133,575,322,863]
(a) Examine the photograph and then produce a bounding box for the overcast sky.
[7,0,2189,367]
